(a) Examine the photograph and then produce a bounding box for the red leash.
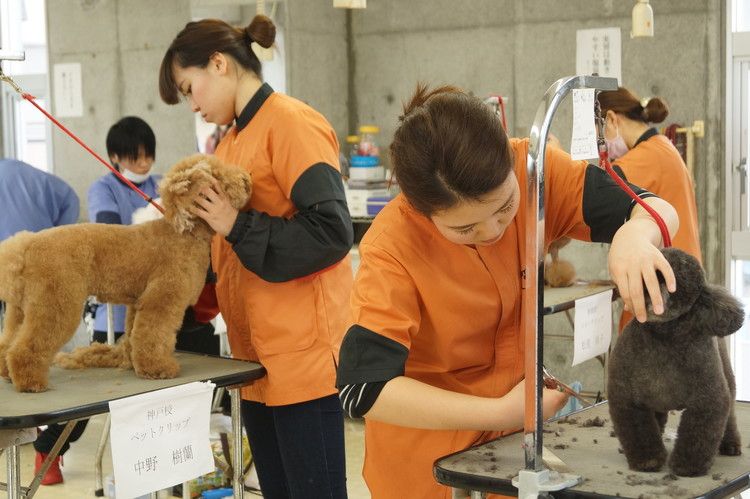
[22,94,164,214]
[1,69,163,214]
[598,149,671,247]
[594,101,671,248]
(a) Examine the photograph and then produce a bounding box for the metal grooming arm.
[515,75,618,499]
[0,51,25,62]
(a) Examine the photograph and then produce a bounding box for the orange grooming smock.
[337,138,653,498]
[614,129,701,262]
[614,128,701,329]
[212,84,353,406]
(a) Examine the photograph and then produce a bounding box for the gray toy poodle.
[607,248,744,477]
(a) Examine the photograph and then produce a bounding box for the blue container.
[201,488,234,499]
[350,155,379,167]
[367,196,391,216]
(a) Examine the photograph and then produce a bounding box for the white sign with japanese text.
[575,27,621,84]
[572,289,613,366]
[53,63,83,118]
[570,88,599,160]
[109,381,215,499]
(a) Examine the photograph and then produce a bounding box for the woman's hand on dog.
[608,199,678,323]
[191,178,239,236]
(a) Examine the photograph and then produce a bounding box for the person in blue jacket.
[0,158,79,242]
[87,116,161,343]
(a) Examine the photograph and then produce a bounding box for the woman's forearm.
[364,376,523,431]
[627,197,679,247]
[365,377,568,431]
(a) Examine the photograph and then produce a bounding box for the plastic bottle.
[358,125,380,157]
[346,134,360,159]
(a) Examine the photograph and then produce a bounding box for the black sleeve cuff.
[582,164,655,243]
[96,211,122,224]
[336,325,409,386]
[339,381,388,418]
[226,211,257,245]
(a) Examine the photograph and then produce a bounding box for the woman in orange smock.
[160,15,353,499]
[336,85,679,498]
[598,87,701,329]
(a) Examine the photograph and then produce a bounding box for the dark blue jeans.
[241,394,347,499]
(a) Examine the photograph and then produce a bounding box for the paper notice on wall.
[570,88,598,160]
[53,63,83,117]
[572,289,613,366]
[576,27,621,84]
[109,382,215,499]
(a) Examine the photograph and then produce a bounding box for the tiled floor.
[7,414,369,498]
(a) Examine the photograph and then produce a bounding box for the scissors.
[541,366,596,408]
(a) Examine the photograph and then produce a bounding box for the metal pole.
[6,445,20,499]
[523,75,618,472]
[106,303,115,345]
[94,415,111,496]
[231,388,244,499]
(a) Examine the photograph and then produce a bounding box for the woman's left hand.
[608,218,676,323]
[191,178,239,237]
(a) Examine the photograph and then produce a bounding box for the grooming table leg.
[94,415,111,496]
[231,387,244,499]
[5,444,20,499]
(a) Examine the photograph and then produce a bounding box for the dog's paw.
[669,454,710,477]
[628,456,666,472]
[719,440,743,456]
[14,380,49,393]
[134,357,180,380]
[10,372,49,392]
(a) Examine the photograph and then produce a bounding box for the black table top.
[0,352,265,429]
[435,402,750,499]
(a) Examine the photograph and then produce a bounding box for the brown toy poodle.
[607,248,744,476]
[0,154,251,392]
[545,236,576,288]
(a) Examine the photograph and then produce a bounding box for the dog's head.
[644,247,704,323]
[644,247,745,338]
[159,154,252,234]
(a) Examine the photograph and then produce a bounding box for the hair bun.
[246,15,276,49]
[643,97,669,124]
[401,83,463,119]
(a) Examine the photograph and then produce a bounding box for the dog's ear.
[207,157,252,210]
[645,248,705,322]
[160,155,212,233]
[692,284,746,337]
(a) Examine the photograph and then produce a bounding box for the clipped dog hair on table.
[0,154,251,392]
[608,248,744,477]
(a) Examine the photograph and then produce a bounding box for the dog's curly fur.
[607,248,744,476]
[0,154,251,392]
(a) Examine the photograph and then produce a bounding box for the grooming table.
[434,401,750,498]
[542,282,616,314]
[0,352,265,498]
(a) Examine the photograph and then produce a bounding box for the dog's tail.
[54,343,132,370]
[0,231,33,304]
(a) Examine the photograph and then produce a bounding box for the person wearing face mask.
[598,87,701,329]
[335,84,680,498]
[87,116,161,343]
